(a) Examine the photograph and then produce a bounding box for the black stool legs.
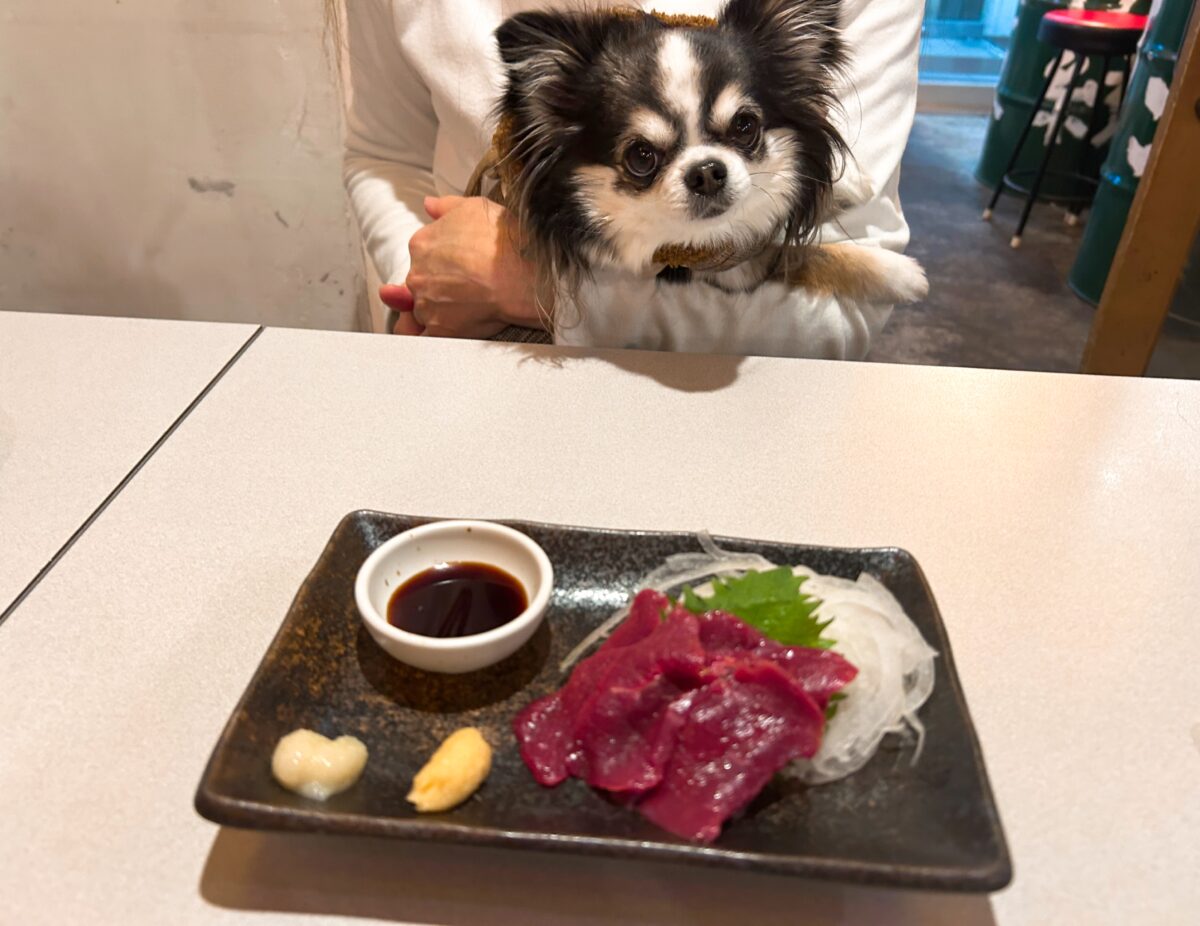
[984,50,1063,226]
[984,51,1089,248]
[1011,53,1085,246]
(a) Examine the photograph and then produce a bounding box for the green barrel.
[1069,0,1196,305]
[977,0,1153,201]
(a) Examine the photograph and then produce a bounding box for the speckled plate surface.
[195,511,1011,891]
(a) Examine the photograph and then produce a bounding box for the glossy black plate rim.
[195,510,1012,892]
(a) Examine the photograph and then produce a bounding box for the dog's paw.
[869,249,929,304]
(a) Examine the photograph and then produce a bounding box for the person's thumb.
[424,195,468,220]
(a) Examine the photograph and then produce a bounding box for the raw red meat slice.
[695,607,768,653]
[514,589,696,786]
[697,609,856,708]
[514,589,858,843]
[636,661,825,843]
[565,606,705,783]
[760,646,857,708]
[558,589,673,720]
[602,589,670,650]
[570,674,691,792]
[512,692,573,786]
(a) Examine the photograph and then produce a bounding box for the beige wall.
[0,0,364,330]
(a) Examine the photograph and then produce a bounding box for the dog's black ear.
[495,11,610,91]
[720,0,848,243]
[492,10,626,283]
[719,0,844,73]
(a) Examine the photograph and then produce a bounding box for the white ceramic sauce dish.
[355,520,553,674]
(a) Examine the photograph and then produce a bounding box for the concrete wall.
[0,0,364,330]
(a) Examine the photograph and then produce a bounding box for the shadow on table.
[200,827,1000,926]
[500,342,748,394]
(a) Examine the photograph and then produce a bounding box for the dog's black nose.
[684,159,728,196]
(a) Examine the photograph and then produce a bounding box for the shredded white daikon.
[784,567,937,784]
[559,533,937,784]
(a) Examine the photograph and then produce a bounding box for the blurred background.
[0,0,362,331]
[922,0,1020,87]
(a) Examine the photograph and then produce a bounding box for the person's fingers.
[417,325,462,339]
[378,283,415,312]
[411,293,434,331]
[392,310,424,336]
[380,284,422,335]
[423,195,468,220]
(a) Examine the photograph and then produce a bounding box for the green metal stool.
[983,9,1148,248]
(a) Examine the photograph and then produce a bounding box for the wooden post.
[1081,9,1200,376]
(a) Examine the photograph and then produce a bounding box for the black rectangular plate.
[196,511,1011,891]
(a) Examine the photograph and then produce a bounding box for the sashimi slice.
[636,661,825,843]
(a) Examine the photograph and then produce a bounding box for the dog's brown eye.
[623,141,659,179]
[730,111,761,148]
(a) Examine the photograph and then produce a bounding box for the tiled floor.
[870,113,1200,380]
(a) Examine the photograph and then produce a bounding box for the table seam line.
[0,325,265,629]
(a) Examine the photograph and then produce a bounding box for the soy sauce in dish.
[387,562,527,638]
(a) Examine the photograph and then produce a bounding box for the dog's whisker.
[749,169,826,186]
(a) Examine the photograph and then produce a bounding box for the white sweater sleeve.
[342,0,439,287]
[825,0,921,253]
[788,0,925,357]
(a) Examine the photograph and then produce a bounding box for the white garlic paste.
[271,729,368,801]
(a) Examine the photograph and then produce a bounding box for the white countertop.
[0,311,255,615]
[1,324,1198,925]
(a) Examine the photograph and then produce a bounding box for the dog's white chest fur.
[550,161,923,360]
[555,269,892,360]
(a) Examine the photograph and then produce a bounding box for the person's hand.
[380,196,549,337]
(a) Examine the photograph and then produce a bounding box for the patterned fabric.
[491,325,552,344]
